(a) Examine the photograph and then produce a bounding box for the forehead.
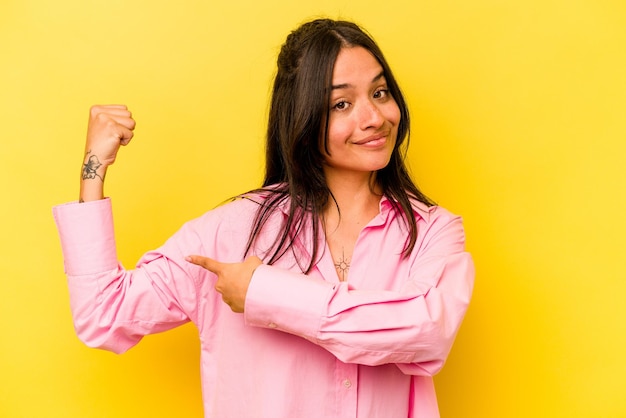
[332,46,384,85]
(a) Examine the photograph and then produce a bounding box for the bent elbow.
[398,330,453,377]
[401,359,446,377]
[403,301,469,376]
[72,312,139,355]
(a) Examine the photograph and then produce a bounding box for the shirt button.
[342,379,352,388]
[268,322,277,329]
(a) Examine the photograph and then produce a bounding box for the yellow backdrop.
[1,0,625,417]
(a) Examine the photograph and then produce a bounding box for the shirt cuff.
[244,264,335,341]
[52,198,118,276]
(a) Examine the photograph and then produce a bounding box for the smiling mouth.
[353,132,389,146]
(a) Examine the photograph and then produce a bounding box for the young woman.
[54,18,474,418]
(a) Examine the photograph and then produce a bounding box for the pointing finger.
[185,255,221,273]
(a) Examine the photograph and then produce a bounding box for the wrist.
[79,160,107,202]
[81,152,109,181]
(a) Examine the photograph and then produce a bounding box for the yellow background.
[1,0,625,417]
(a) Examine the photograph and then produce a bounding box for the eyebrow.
[331,71,386,90]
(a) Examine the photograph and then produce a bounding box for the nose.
[358,99,384,130]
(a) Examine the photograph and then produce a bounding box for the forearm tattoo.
[82,150,104,181]
[334,248,350,282]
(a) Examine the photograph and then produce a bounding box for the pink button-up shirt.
[53,193,474,418]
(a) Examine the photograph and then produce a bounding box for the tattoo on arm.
[334,248,351,282]
[82,150,104,181]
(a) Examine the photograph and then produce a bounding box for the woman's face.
[322,46,400,182]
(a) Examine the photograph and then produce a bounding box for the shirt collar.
[379,194,431,223]
[248,186,431,223]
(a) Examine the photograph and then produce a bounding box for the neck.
[323,170,382,221]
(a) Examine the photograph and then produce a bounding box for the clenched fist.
[79,105,136,202]
[84,105,136,173]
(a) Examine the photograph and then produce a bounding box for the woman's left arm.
[189,212,474,376]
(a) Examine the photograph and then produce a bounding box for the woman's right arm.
[79,105,136,202]
[54,106,203,353]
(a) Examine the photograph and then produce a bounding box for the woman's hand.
[80,105,136,202]
[84,104,136,173]
[186,255,263,313]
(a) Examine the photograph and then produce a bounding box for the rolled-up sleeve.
[53,199,118,276]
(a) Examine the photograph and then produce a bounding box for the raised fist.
[83,105,136,174]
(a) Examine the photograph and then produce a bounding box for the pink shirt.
[53,193,474,418]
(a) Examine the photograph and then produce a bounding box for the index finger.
[185,255,221,273]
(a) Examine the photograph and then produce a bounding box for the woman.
[54,18,474,418]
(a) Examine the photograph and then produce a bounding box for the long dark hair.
[243,18,434,273]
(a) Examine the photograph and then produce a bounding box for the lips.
[353,131,389,146]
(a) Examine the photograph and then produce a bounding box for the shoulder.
[383,195,460,226]
[188,187,288,230]
[192,194,263,228]
[412,200,461,224]
[405,198,467,245]
[416,203,467,251]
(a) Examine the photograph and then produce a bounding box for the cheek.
[386,102,401,126]
[327,117,353,147]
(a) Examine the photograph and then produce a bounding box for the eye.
[373,88,389,99]
[332,100,350,111]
